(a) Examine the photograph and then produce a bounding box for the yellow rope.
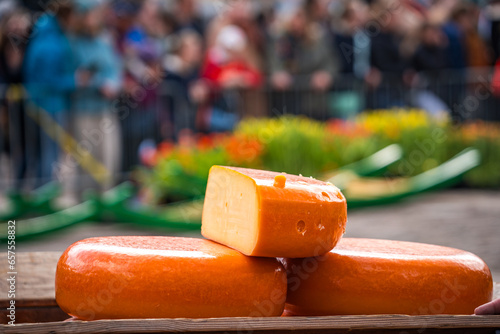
[18,86,111,185]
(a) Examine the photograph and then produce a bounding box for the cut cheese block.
[56,236,286,320]
[202,166,347,258]
[284,238,493,315]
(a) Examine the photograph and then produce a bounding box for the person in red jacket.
[201,24,263,90]
[491,57,500,97]
[195,24,263,132]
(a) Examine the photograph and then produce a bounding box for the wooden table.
[0,252,68,324]
[1,252,500,333]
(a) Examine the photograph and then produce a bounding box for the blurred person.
[197,0,267,130]
[21,0,52,12]
[0,8,31,189]
[0,0,17,17]
[460,3,491,120]
[269,4,339,117]
[426,0,460,26]
[491,55,500,96]
[173,0,205,35]
[332,0,371,78]
[395,1,427,59]
[485,0,500,61]
[488,53,500,120]
[453,3,491,68]
[254,2,276,42]
[202,25,263,90]
[269,5,338,91]
[205,0,264,78]
[120,0,174,170]
[62,0,123,202]
[107,0,142,54]
[442,4,468,70]
[441,3,472,120]
[23,1,89,187]
[127,0,177,59]
[366,1,411,109]
[330,0,371,117]
[410,23,450,114]
[196,24,264,132]
[162,30,203,139]
[413,24,449,75]
[305,0,333,30]
[333,5,357,75]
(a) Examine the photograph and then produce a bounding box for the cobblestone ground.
[14,189,500,281]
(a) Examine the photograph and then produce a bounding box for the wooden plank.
[0,252,61,308]
[0,252,64,324]
[1,315,500,334]
[0,306,68,324]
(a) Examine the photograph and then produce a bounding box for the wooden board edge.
[2,314,500,334]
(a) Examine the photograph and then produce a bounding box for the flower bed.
[138,110,500,204]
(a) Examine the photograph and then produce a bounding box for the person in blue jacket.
[62,0,123,201]
[23,3,89,187]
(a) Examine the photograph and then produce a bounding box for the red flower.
[225,135,263,164]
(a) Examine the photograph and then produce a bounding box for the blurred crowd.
[1,0,500,195]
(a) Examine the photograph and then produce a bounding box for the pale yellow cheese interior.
[202,167,259,254]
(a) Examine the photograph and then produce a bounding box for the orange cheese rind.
[273,174,287,188]
[56,236,287,320]
[284,238,493,316]
[202,166,347,258]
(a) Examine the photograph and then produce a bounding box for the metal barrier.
[1,67,499,194]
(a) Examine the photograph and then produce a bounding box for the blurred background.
[0,0,499,279]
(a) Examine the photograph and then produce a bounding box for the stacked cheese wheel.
[56,166,493,320]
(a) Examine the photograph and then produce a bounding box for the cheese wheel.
[56,236,286,320]
[202,166,347,258]
[284,238,493,315]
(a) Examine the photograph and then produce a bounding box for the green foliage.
[236,116,380,176]
[138,111,500,204]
